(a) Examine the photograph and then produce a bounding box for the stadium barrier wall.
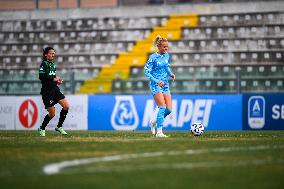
[243,93,284,130]
[88,94,243,131]
[1,94,283,131]
[0,95,88,130]
[0,97,15,130]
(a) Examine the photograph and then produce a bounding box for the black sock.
[40,114,52,130]
[57,109,68,128]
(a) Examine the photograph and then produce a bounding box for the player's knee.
[48,111,56,118]
[62,100,69,110]
[63,104,69,111]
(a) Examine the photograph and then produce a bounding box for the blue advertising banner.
[243,94,284,130]
[88,94,242,131]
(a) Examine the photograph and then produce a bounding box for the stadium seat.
[1,10,284,94]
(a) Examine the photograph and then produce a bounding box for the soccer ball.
[190,123,204,136]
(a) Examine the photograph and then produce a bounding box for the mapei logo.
[142,99,214,128]
[18,99,38,129]
[248,96,265,129]
[111,96,139,130]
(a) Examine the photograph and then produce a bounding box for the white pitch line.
[80,158,284,174]
[43,145,284,175]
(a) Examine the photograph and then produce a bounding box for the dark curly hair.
[42,46,55,60]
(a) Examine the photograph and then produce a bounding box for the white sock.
[157,127,162,134]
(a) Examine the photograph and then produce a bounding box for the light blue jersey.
[144,52,173,95]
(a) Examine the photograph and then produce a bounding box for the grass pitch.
[0,130,283,189]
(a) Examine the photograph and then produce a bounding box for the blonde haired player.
[144,36,175,137]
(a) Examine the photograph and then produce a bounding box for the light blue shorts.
[149,81,171,96]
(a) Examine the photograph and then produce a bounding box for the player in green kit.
[38,47,69,137]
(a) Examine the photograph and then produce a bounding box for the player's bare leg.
[153,93,168,137]
[38,106,56,137]
[55,98,69,135]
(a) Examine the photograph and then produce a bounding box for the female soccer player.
[144,36,175,137]
[38,47,69,137]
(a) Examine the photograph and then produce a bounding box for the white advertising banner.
[7,95,88,131]
[0,97,16,130]
[15,96,42,130]
[38,95,88,131]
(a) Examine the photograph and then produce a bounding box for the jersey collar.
[156,52,167,57]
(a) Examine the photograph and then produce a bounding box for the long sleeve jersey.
[38,60,57,89]
[144,52,173,83]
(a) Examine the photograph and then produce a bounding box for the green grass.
[0,130,284,189]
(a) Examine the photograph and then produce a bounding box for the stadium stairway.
[78,14,198,94]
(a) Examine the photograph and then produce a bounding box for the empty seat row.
[240,78,284,92]
[199,12,284,27]
[3,76,282,95]
[2,12,283,32]
[0,67,101,95]
[170,51,283,65]
[112,78,284,94]
[0,38,284,54]
[0,29,151,43]
[0,67,100,81]
[169,38,284,52]
[0,81,71,95]
[182,25,284,39]
[0,81,41,95]
[0,54,117,68]
[2,25,281,46]
[2,38,283,55]
[0,51,282,69]
[130,65,284,79]
[0,17,166,31]
[0,42,134,54]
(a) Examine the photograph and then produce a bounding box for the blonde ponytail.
[153,35,167,48]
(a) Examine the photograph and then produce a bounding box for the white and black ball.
[190,123,205,136]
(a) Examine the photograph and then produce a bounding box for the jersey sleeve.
[39,62,54,81]
[144,56,159,83]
